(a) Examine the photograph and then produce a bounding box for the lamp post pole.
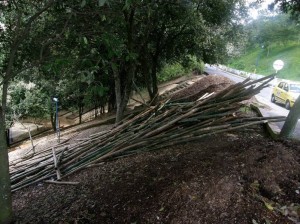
[255,45,264,73]
[53,97,60,143]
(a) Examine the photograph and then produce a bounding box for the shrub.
[230,60,245,70]
[158,63,185,82]
[184,55,205,75]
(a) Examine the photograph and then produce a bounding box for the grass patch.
[229,42,300,81]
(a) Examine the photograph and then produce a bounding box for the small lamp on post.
[272,59,284,86]
[53,97,60,143]
[273,59,284,74]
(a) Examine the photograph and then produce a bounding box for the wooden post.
[52,147,61,180]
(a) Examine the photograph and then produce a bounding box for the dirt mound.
[170,75,234,101]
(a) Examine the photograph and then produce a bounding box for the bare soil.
[12,125,300,224]
[170,75,234,101]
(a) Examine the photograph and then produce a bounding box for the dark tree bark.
[113,8,137,124]
[280,96,300,139]
[112,63,123,123]
[0,2,57,222]
[113,62,136,124]
[0,82,12,224]
[50,111,56,131]
[78,102,84,124]
[150,54,159,100]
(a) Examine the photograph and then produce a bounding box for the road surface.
[205,65,300,139]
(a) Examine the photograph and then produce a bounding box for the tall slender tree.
[0,1,65,222]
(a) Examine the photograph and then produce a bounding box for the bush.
[158,63,185,82]
[230,60,246,70]
[184,55,205,75]
[157,56,205,83]
[8,82,50,123]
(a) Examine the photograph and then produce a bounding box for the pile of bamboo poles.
[10,75,285,192]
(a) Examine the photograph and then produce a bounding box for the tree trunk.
[113,64,123,124]
[142,58,155,100]
[0,118,12,224]
[79,104,83,124]
[50,111,56,131]
[113,7,137,124]
[113,63,136,124]
[150,55,159,103]
[142,53,159,101]
[0,3,56,222]
[94,105,97,118]
[151,62,158,98]
[0,82,13,224]
[145,71,154,100]
[279,96,300,139]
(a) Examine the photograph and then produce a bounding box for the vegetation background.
[228,13,300,81]
[1,0,300,223]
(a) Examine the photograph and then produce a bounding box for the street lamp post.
[255,45,264,73]
[272,59,284,87]
[273,59,284,73]
[53,97,60,143]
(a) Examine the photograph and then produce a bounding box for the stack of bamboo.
[10,75,285,192]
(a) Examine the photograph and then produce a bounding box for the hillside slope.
[229,43,300,81]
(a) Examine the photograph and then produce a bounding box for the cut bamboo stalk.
[52,147,61,180]
[44,180,79,185]
[9,76,280,191]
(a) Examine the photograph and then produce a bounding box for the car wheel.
[285,100,291,110]
[271,94,276,103]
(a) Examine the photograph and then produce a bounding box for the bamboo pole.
[9,75,281,191]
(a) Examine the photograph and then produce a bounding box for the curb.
[250,104,280,140]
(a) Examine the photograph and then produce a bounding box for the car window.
[290,84,300,93]
[278,82,283,89]
[283,83,289,91]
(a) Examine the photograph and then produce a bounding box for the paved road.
[205,66,300,139]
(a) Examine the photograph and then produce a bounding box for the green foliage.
[229,13,300,81]
[158,55,205,82]
[230,60,246,70]
[1,0,249,120]
[245,14,300,50]
[183,55,205,74]
[157,63,186,82]
[271,0,300,20]
[83,84,109,107]
[6,82,50,127]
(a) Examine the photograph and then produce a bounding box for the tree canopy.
[269,0,300,20]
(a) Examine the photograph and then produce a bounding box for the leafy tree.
[8,82,49,124]
[44,0,246,122]
[0,0,248,222]
[269,0,300,20]
[0,1,69,222]
[246,14,299,50]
